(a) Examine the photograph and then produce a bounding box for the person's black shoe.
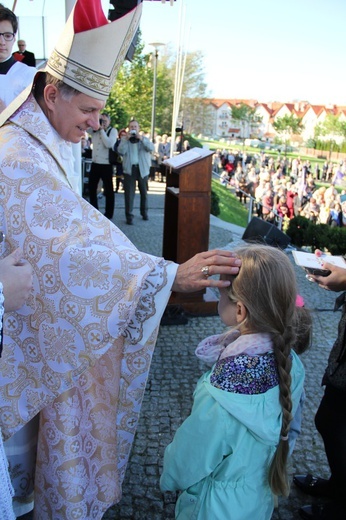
[142,214,149,221]
[126,218,133,225]
[293,474,332,498]
[299,503,346,520]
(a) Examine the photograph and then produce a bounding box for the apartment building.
[202,98,346,144]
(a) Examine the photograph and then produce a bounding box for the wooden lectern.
[162,148,218,315]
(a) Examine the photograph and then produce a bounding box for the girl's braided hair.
[227,243,305,496]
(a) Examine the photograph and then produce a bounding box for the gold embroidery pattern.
[48,50,110,98]
[0,342,16,379]
[68,248,111,290]
[57,460,89,500]
[54,394,81,434]
[42,325,77,365]
[90,408,116,442]
[32,189,78,231]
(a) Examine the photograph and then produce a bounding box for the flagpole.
[170,0,187,156]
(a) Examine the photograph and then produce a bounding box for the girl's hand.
[0,249,33,312]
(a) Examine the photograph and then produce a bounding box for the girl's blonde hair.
[227,244,299,497]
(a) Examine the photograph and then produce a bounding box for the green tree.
[152,52,175,134]
[178,50,210,135]
[316,114,342,137]
[230,103,262,145]
[105,95,129,131]
[106,35,174,135]
[339,121,346,140]
[105,36,210,137]
[314,114,344,158]
[106,36,153,131]
[272,114,304,155]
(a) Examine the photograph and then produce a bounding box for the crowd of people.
[216,148,346,229]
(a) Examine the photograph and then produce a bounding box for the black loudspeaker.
[242,217,291,249]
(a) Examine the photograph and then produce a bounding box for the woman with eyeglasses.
[0,4,36,112]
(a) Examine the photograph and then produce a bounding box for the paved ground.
[96,181,340,519]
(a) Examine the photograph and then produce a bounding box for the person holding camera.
[88,112,118,219]
[117,119,154,225]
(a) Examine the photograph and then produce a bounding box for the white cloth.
[0,61,36,113]
[0,427,15,520]
[89,126,118,164]
[195,331,273,365]
[0,288,15,520]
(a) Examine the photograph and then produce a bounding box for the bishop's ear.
[43,84,58,109]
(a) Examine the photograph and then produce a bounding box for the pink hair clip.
[296,294,305,308]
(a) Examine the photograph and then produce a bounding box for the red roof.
[204,98,346,117]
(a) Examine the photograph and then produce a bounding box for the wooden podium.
[162,148,218,315]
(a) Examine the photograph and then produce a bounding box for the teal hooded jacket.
[160,351,305,520]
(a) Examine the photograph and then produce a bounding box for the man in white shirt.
[88,112,118,219]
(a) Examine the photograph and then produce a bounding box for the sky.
[139,0,346,106]
[5,0,346,106]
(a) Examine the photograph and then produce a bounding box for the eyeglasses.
[0,32,15,41]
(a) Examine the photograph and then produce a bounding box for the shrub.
[286,216,310,248]
[287,216,346,254]
[210,190,220,216]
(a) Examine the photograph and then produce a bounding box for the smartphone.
[304,267,331,277]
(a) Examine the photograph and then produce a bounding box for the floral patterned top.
[211,352,279,395]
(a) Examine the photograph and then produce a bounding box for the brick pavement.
[102,182,340,519]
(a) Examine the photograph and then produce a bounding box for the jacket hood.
[203,351,305,446]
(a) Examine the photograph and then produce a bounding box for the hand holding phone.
[304,267,331,277]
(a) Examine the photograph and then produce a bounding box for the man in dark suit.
[12,39,35,67]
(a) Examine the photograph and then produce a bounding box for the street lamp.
[149,42,165,143]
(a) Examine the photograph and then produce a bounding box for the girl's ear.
[236,301,247,324]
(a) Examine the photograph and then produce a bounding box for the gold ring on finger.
[201,266,210,279]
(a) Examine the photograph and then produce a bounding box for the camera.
[129,129,139,143]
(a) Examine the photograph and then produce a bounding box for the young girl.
[160,244,307,520]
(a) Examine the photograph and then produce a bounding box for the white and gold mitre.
[45,0,143,101]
